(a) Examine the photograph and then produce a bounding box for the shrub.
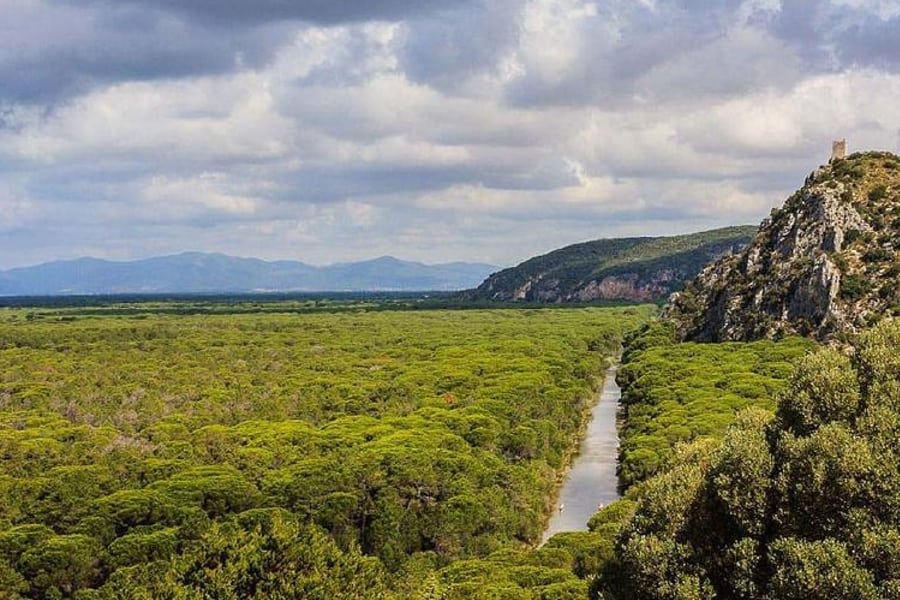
[869,185,889,202]
[840,274,871,301]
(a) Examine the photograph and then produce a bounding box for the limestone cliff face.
[666,152,900,342]
[506,271,680,303]
[465,227,756,304]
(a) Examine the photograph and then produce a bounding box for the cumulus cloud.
[1,0,899,269]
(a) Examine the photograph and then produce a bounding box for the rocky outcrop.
[666,152,900,342]
[465,227,756,304]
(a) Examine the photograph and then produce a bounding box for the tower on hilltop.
[831,139,847,162]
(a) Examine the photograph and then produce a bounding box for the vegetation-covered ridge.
[0,305,654,598]
[667,151,900,342]
[600,318,900,600]
[464,226,756,303]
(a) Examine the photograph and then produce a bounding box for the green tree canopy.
[604,319,900,600]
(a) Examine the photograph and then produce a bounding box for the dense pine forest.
[615,325,814,489]
[0,303,653,598]
[2,296,897,598]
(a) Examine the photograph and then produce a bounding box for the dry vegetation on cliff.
[667,152,900,342]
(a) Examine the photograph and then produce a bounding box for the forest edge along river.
[541,363,621,543]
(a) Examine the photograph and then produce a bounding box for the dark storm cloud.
[2,0,471,105]
[0,2,294,104]
[56,0,471,26]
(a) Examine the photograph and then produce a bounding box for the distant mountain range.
[0,253,499,296]
[464,226,757,303]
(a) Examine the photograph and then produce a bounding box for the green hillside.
[465,226,757,303]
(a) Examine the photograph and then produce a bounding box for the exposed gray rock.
[666,152,900,342]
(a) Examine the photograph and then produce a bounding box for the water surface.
[541,365,621,542]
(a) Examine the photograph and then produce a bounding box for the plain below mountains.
[0,253,499,296]
[464,226,756,303]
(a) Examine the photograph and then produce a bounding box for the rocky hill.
[464,226,756,303]
[666,151,900,342]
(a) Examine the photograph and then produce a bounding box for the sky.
[1,0,900,270]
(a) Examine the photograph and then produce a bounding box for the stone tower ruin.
[831,139,847,162]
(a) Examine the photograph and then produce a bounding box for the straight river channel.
[541,364,621,543]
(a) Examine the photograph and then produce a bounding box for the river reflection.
[541,365,621,543]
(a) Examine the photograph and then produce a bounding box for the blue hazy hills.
[0,253,499,295]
